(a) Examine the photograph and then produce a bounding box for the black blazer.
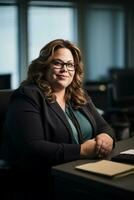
[2,83,114,169]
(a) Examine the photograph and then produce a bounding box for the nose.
[61,64,68,71]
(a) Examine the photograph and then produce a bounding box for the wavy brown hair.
[21,39,88,108]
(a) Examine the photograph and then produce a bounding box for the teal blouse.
[65,108,93,144]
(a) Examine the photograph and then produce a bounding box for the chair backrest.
[84,81,109,112]
[107,69,134,138]
[0,90,14,147]
[108,69,134,108]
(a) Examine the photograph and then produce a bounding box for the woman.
[2,39,115,198]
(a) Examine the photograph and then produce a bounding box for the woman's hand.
[95,133,113,158]
[80,139,97,158]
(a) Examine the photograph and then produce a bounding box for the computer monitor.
[111,69,134,102]
[0,74,11,89]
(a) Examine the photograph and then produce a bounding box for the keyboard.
[111,154,134,164]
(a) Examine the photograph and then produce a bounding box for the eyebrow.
[53,59,74,63]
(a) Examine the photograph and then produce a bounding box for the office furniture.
[0,89,13,142]
[84,81,109,113]
[0,89,13,188]
[52,137,134,200]
[0,90,13,179]
[0,89,23,199]
[84,80,130,140]
[106,69,134,139]
[0,74,11,89]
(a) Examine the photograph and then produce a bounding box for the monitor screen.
[112,70,134,102]
[0,74,11,89]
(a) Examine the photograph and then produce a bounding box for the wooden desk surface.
[52,137,134,199]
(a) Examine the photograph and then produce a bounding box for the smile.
[57,75,69,78]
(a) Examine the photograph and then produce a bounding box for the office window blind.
[86,5,125,81]
[0,6,18,88]
[28,5,76,62]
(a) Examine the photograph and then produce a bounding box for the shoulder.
[11,83,45,105]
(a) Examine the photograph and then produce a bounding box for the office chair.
[0,90,13,180]
[105,69,134,140]
[84,80,109,113]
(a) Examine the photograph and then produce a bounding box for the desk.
[52,137,134,200]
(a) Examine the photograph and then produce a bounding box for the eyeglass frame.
[50,59,75,71]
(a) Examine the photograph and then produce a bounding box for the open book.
[75,160,134,178]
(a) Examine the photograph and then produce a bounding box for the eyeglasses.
[51,59,75,71]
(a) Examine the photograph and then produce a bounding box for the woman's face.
[46,48,75,92]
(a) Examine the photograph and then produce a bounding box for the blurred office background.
[0,0,134,139]
[1,0,132,88]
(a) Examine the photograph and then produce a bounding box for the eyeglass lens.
[51,60,75,71]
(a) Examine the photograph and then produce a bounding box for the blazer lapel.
[48,101,74,135]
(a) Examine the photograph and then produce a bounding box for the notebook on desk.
[75,160,134,178]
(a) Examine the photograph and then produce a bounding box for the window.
[0,2,126,87]
[28,3,76,62]
[0,5,18,89]
[86,5,125,81]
